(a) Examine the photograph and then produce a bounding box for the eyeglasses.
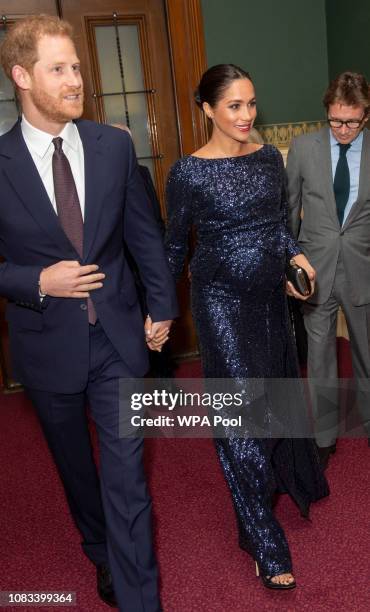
[327,115,365,129]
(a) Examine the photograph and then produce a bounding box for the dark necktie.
[333,142,351,226]
[52,137,97,324]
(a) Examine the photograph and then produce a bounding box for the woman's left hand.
[286,253,316,301]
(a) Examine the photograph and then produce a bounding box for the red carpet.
[0,339,369,611]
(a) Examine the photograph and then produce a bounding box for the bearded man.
[0,14,177,611]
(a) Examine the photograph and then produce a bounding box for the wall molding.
[256,120,326,148]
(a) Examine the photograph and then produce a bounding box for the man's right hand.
[39,261,105,298]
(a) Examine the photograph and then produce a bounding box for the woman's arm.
[164,161,193,281]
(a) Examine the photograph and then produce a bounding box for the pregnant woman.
[165,64,329,590]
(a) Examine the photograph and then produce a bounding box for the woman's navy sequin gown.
[165,145,328,577]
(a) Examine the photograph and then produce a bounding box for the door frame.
[164,0,208,155]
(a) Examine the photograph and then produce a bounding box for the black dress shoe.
[96,564,117,608]
[317,443,336,470]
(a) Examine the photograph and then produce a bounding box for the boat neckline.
[189,144,266,161]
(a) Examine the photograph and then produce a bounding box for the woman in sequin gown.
[165,65,329,588]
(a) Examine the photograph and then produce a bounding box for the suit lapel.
[315,128,340,229]
[1,120,108,261]
[342,128,370,229]
[2,122,78,256]
[76,121,106,262]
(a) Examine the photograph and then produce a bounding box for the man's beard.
[30,84,84,124]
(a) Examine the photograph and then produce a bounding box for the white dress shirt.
[21,115,85,219]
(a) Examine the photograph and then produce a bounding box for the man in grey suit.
[286,72,370,468]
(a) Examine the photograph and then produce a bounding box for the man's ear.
[11,65,32,91]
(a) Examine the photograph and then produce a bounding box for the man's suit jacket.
[286,126,370,306]
[0,119,178,393]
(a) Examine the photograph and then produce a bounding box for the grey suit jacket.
[286,126,370,306]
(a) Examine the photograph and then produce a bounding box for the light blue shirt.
[330,130,363,224]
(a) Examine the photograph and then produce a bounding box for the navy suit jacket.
[0,119,178,392]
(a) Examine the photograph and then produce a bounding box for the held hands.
[144,315,172,352]
[39,264,171,351]
[285,254,316,301]
[39,261,105,298]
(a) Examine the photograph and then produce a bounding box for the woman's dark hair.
[323,71,370,113]
[194,64,252,109]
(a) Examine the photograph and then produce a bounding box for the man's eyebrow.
[46,60,80,66]
[329,114,363,119]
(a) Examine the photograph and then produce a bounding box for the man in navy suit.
[0,15,177,611]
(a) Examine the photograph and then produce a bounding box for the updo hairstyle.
[194,64,252,109]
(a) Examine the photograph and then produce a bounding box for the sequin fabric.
[165,145,329,577]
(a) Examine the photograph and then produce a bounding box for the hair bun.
[194,88,202,108]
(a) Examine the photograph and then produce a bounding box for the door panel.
[0,0,57,15]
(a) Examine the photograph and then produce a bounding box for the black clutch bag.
[286,259,311,296]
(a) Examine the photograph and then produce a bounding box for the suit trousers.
[25,321,160,612]
[304,257,370,447]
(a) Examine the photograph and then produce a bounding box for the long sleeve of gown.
[277,152,301,261]
[164,161,193,281]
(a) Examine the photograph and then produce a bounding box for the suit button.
[80,303,87,311]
